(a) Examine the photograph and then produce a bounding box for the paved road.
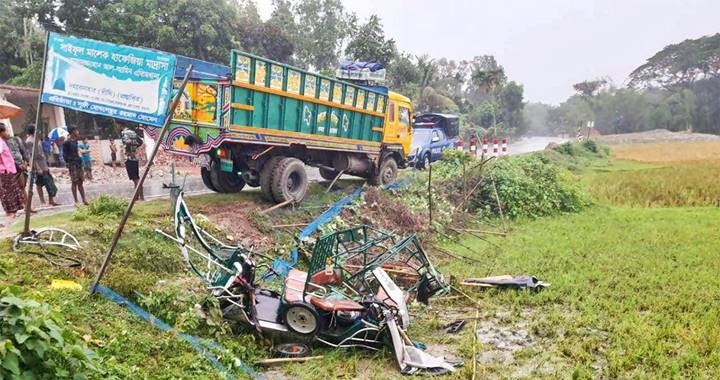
[507,136,569,155]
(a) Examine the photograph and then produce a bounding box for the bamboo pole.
[260,198,295,215]
[90,65,194,294]
[21,32,50,236]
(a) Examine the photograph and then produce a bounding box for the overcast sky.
[257,0,720,104]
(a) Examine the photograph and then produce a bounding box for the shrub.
[74,195,127,221]
[469,154,591,219]
[0,287,100,379]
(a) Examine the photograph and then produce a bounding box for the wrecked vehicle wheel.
[273,343,311,358]
[282,303,320,337]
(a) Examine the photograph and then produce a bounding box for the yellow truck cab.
[384,91,414,157]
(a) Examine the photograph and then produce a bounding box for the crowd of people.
[0,122,144,217]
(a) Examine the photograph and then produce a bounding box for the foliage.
[138,281,229,336]
[474,154,590,219]
[0,287,100,379]
[345,15,396,67]
[629,33,720,88]
[73,194,127,220]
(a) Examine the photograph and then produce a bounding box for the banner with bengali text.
[41,33,176,127]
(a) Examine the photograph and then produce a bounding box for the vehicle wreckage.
[157,183,460,375]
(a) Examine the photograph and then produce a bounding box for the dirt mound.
[357,187,429,235]
[597,129,720,145]
[201,200,274,250]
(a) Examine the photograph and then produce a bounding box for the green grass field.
[2,142,719,379]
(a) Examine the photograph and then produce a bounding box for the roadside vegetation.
[2,140,719,378]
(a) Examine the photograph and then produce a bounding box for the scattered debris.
[157,187,453,375]
[444,319,466,334]
[462,275,550,290]
[256,356,324,366]
[49,279,82,291]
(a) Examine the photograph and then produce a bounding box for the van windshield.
[412,129,432,144]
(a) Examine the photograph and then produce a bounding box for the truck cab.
[408,113,460,169]
[383,91,414,157]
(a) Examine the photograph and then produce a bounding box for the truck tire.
[369,156,398,186]
[210,160,245,193]
[259,156,284,202]
[201,167,218,192]
[271,157,309,204]
[319,167,340,181]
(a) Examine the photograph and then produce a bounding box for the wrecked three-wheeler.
[157,184,458,374]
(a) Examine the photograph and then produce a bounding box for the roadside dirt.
[597,129,720,145]
[199,200,275,251]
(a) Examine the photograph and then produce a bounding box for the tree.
[294,0,355,71]
[470,55,507,95]
[573,78,608,97]
[416,86,458,113]
[629,33,720,88]
[345,15,396,67]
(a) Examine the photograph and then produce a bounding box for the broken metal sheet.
[385,311,457,376]
[462,275,550,289]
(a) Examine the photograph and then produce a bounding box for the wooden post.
[90,65,194,294]
[427,161,432,227]
[22,32,50,236]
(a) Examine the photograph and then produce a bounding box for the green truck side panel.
[229,50,387,149]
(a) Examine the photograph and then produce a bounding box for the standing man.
[117,124,144,201]
[6,133,29,195]
[0,123,25,216]
[62,126,88,206]
[25,125,59,206]
[79,138,93,180]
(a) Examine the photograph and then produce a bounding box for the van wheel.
[271,158,308,204]
[319,167,340,181]
[259,156,284,202]
[201,167,218,192]
[369,156,398,186]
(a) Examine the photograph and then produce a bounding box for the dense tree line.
[526,34,720,136]
[1,0,527,137]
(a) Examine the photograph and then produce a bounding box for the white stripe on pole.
[492,139,499,157]
[501,138,507,156]
[482,139,488,155]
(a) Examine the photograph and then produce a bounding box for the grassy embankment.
[2,141,719,379]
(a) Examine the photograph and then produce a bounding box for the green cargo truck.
[158,52,414,204]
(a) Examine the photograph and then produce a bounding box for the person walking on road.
[0,123,25,217]
[118,124,144,201]
[26,125,59,206]
[79,138,93,180]
[109,138,118,168]
[63,126,88,206]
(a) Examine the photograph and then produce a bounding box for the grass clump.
[73,195,127,221]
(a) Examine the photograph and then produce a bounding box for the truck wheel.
[259,156,284,202]
[271,157,309,204]
[319,167,340,181]
[370,156,398,186]
[210,160,245,193]
[201,167,218,192]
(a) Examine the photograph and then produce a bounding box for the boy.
[79,138,93,180]
[62,126,88,205]
[25,125,59,206]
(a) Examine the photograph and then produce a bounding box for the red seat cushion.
[284,269,363,311]
[310,297,365,312]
